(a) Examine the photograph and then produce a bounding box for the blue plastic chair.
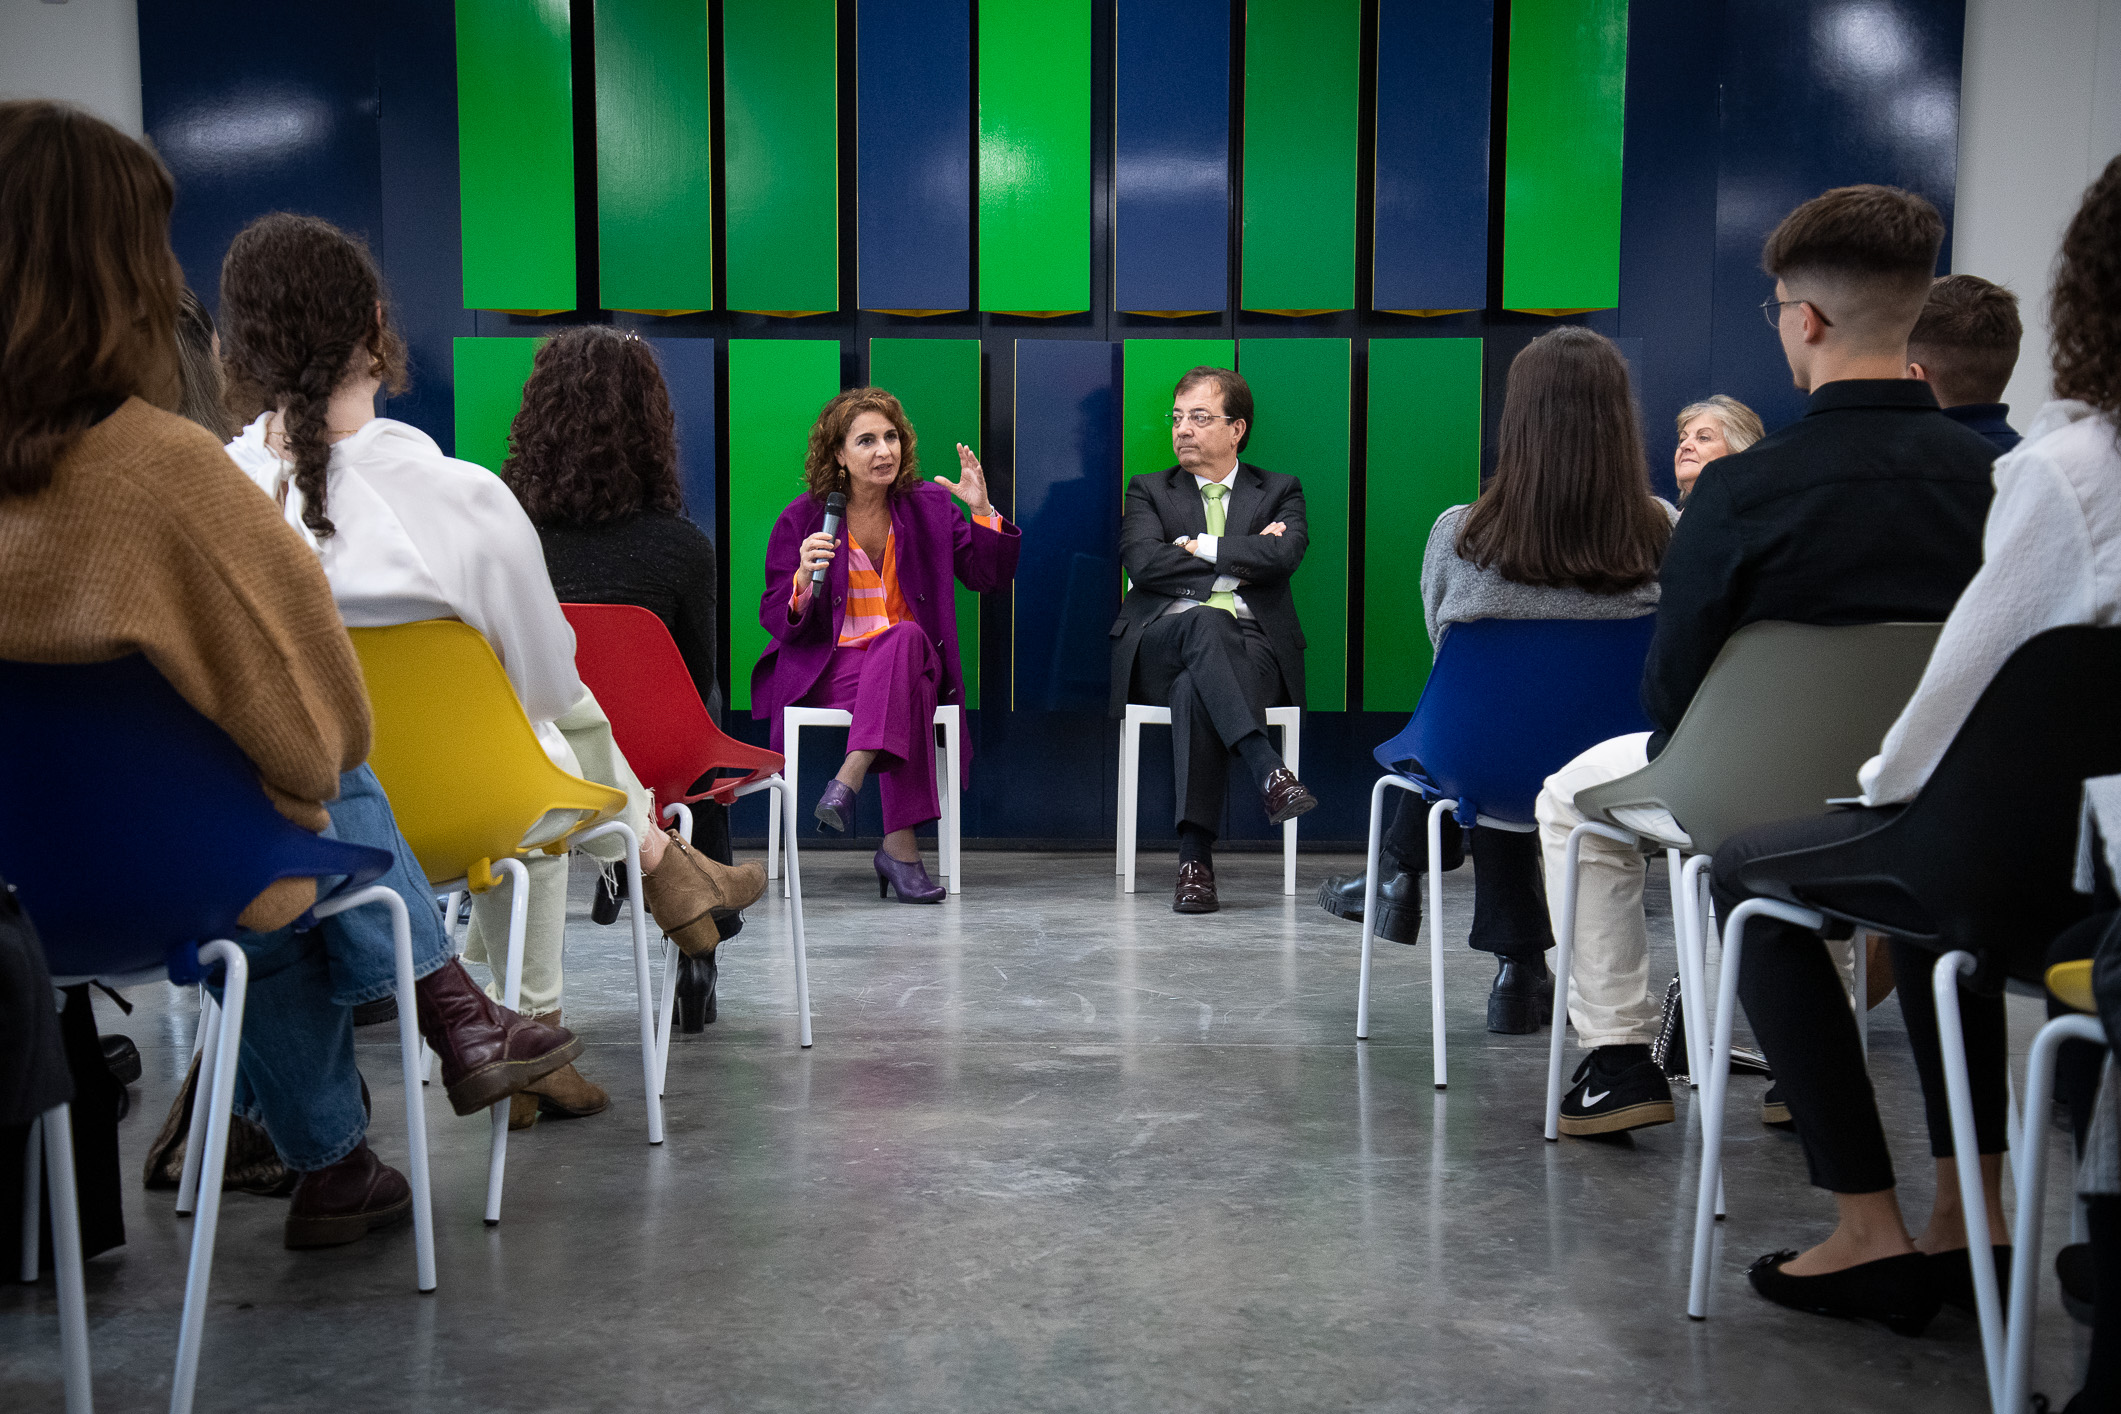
[0,656,436,1414]
[1356,616,1658,1088]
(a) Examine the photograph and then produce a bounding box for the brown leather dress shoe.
[1173,860,1219,914]
[414,958,582,1116]
[1261,767,1318,825]
[284,1141,411,1249]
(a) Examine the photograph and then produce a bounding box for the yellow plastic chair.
[350,620,664,1225]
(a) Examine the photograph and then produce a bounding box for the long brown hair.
[502,327,683,526]
[217,214,407,540]
[174,287,235,442]
[2051,153,2121,432]
[804,387,918,500]
[1456,327,1671,594]
[0,100,183,498]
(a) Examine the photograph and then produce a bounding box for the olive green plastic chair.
[1543,620,1943,1140]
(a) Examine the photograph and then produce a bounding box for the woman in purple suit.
[754,388,1020,902]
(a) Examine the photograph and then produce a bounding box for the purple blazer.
[751,481,1021,747]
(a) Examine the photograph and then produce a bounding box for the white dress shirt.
[227,414,589,771]
[1164,470,1254,620]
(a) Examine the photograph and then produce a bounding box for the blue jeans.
[215,765,451,1171]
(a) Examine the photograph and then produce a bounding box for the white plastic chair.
[18,1101,90,1413]
[1116,704,1302,896]
[766,704,962,895]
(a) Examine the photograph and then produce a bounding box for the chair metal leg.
[20,1111,40,1283]
[1665,850,1703,1088]
[940,710,962,894]
[774,774,814,1048]
[1687,897,1822,1320]
[1933,950,2005,1410]
[1853,935,1869,1058]
[172,938,248,1414]
[573,824,664,1147]
[662,800,693,844]
[484,858,531,1226]
[1544,821,1637,1141]
[779,720,802,900]
[766,781,782,884]
[175,990,219,1217]
[654,939,678,1096]
[1426,796,1455,1090]
[37,1105,92,1413]
[1280,715,1302,896]
[1120,716,1142,895]
[1678,853,1715,1089]
[1355,777,1389,1041]
[2004,1013,2108,1414]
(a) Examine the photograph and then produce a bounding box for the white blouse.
[1860,399,2121,804]
[228,414,586,768]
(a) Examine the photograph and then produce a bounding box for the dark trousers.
[1382,799,1554,960]
[1130,608,1282,833]
[1713,808,2008,1194]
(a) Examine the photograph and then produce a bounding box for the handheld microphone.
[813,492,847,586]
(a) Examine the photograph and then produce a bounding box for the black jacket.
[1643,379,1995,754]
[1109,462,1308,717]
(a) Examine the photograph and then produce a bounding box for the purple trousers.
[790,622,941,833]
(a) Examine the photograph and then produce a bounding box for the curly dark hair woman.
[2052,151,2121,431]
[217,213,405,540]
[503,325,683,524]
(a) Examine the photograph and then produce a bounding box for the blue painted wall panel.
[1710,0,1963,431]
[1011,339,1120,713]
[1114,0,1230,314]
[1372,0,1491,313]
[644,337,718,542]
[857,0,972,313]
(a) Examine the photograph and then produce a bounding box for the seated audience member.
[1711,156,2121,1360]
[218,214,765,1130]
[0,100,579,1249]
[1537,184,1996,1139]
[1317,328,1675,1034]
[502,326,735,1029]
[1907,272,2025,453]
[755,389,1019,904]
[1672,393,1762,502]
[1110,367,1319,914]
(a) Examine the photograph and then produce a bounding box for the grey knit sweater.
[1419,501,1677,647]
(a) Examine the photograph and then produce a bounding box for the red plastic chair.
[561,602,812,1058]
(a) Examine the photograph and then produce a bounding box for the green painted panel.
[1241,0,1359,315]
[457,0,576,313]
[596,0,714,313]
[729,339,842,709]
[1122,339,1234,483]
[724,0,839,315]
[978,0,1090,315]
[1363,338,1483,710]
[1239,339,1351,709]
[870,338,984,708]
[1502,0,1628,313]
[452,337,542,473]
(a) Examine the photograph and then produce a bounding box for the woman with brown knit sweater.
[0,100,581,1250]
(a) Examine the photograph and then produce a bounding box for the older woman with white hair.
[1673,393,1764,501]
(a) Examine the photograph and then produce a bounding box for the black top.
[1642,379,1995,755]
[538,513,723,720]
[1939,401,2022,455]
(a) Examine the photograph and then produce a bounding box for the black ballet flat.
[1746,1249,1941,1336]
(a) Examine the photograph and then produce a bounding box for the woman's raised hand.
[934,443,995,518]
[795,529,837,585]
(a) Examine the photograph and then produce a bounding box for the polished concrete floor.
[2,848,2095,1411]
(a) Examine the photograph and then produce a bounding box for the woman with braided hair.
[219,214,764,1129]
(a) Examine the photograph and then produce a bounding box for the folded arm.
[1121,477,1217,597]
[1210,481,1309,585]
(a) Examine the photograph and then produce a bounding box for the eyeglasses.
[1761,296,1834,330]
[1166,410,1236,428]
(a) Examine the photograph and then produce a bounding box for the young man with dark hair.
[1907,273,2025,452]
[1534,184,1997,1137]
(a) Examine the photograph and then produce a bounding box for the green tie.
[1201,482,1237,616]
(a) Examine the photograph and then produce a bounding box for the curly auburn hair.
[0,100,184,498]
[804,387,918,500]
[2050,153,2121,431]
[217,214,407,540]
[501,326,683,526]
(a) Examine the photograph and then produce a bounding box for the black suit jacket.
[1108,462,1309,717]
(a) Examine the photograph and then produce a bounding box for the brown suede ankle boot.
[641,831,766,957]
[519,1008,609,1121]
[414,958,582,1116]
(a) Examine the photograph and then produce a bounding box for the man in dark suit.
[1110,366,1317,913]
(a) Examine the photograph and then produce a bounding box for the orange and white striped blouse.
[791,513,1002,647]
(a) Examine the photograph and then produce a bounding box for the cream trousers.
[460,686,654,1017]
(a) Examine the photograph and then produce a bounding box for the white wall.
[0,0,141,136]
[1956,0,2121,421]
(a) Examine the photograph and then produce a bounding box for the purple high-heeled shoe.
[815,779,856,834]
[873,848,945,903]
